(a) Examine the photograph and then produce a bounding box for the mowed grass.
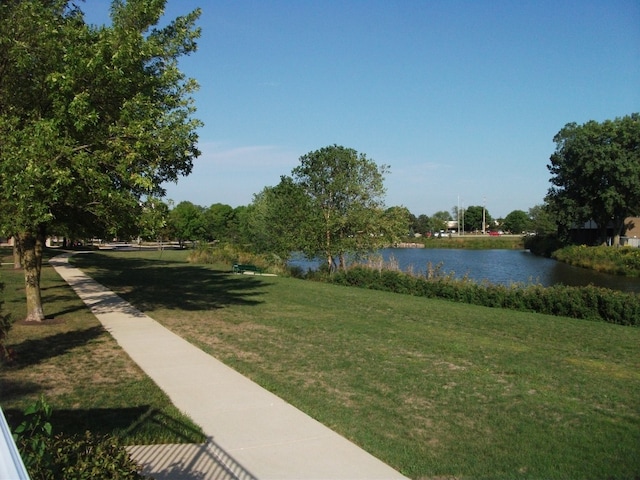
[0,247,205,445]
[70,249,640,479]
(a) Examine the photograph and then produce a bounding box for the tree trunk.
[12,238,22,269]
[18,229,46,322]
[612,216,625,247]
[326,253,333,271]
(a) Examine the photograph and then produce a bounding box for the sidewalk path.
[50,253,409,480]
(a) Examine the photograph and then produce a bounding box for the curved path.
[50,253,408,480]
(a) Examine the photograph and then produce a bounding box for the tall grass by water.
[330,257,640,326]
[553,244,640,276]
[70,249,640,479]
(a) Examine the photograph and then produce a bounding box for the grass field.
[65,249,640,479]
[0,247,205,445]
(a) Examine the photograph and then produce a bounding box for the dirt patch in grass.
[2,322,145,402]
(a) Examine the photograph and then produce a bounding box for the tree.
[248,177,316,260]
[167,201,205,248]
[546,114,640,245]
[528,204,556,235]
[289,145,393,271]
[383,206,412,241]
[412,214,430,235]
[431,210,452,234]
[502,210,532,234]
[0,0,202,321]
[203,203,235,242]
[138,198,170,245]
[230,205,252,246]
[463,206,492,232]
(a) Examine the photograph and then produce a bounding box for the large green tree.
[0,0,202,321]
[431,210,452,234]
[546,114,640,245]
[289,145,396,270]
[463,205,492,232]
[138,197,170,244]
[249,146,401,269]
[528,204,557,235]
[502,210,532,234]
[248,177,315,260]
[167,201,205,248]
[203,203,235,242]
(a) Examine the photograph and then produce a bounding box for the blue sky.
[83,0,639,218]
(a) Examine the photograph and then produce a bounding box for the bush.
[329,265,640,326]
[14,397,146,480]
[524,234,562,257]
[44,432,146,480]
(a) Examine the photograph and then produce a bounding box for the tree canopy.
[546,114,640,245]
[251,145,405,270]
[167,201,205,247]
[0,0,202,320]
[502,210,532,234]
[462,206,492,232]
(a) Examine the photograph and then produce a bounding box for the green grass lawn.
[0,247,205,445]
[69,249,640,480]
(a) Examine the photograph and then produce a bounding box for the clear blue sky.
[83,0,639,218]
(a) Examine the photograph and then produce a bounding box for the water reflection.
[289,249,640,294]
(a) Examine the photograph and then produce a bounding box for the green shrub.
[329,265,640,326]
[524,234,562,257]
[14,397,146,480]
[44,432,146,480]
[13,396,53,473]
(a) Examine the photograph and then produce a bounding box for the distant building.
[570,217,640,246]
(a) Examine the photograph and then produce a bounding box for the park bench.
[233,263,263,274]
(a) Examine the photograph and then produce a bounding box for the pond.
[289,248,640,294]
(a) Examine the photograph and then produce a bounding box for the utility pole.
[482,196,486,235]
[457,196,460,235]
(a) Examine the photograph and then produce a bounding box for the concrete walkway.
[50,253,409,480]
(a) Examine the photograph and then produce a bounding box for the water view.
[290,248,640,294]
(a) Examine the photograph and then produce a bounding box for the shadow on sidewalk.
[128,437,258,480]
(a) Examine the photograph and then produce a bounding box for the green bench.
[233,263,263,274]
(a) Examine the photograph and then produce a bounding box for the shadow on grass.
[4,405,206,444]
[3,325,105,371]
[71,253,268,312]
[0,379,42,400]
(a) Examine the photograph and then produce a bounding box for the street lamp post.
[482,196,486,235]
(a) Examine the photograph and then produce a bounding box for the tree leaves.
[546,114,640,244]
[0,0,202,319]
